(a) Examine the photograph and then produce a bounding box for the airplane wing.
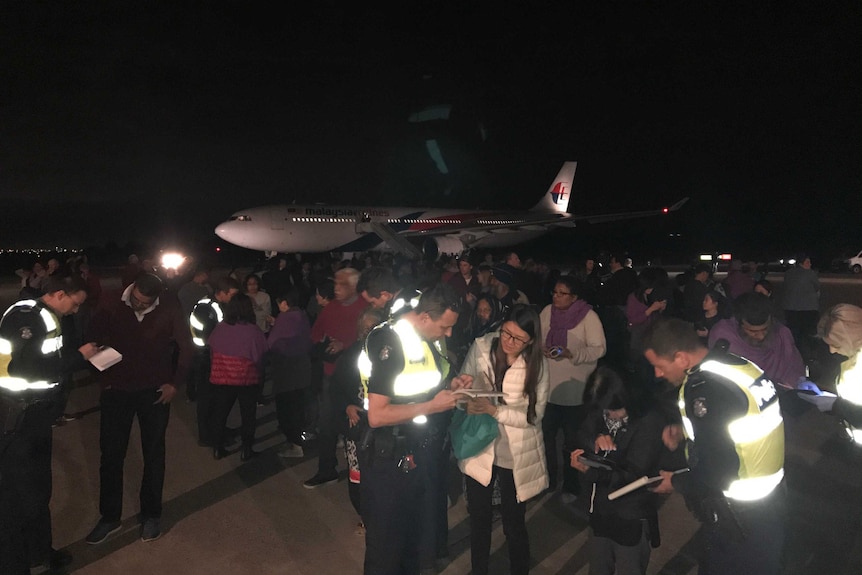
[579,197,689,224]
[395,197,689,238]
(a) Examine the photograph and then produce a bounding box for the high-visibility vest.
[189,297,223,348]
[0,299,64,392]
[835,350,862,444]
[359,318,443,425]
[679,354,785,502]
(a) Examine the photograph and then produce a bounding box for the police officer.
[0,275,98,574]
[189,276,240,450]
[358,283,472,574]
[642,318,785,574]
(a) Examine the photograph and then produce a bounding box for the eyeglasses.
[552,290,573,297]
[500,328,530,345]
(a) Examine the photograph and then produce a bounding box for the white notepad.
[89,346,123,371]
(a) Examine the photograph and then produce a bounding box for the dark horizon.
[1,3,860,258]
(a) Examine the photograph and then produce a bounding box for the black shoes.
[31,548,73,570]
[240,444,258,461]
[140,518,161,542]
[213,447,229,460]
[85,520,122,544]
[303,472,339,489]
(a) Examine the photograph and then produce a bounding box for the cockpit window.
[230,215,252,222]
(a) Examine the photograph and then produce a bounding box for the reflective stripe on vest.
[682,358,785,501]
[358,319,442,423]
[836,351,862,443]
[190,298,222,347]
[0,300,62,392]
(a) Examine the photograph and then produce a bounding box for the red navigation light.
[215,247,221,252]
[662,207,669,214]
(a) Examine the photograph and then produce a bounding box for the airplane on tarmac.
[214,162,688,258]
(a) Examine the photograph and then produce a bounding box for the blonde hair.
[819,304,862,361]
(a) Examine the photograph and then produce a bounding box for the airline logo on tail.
[551,182,568,205]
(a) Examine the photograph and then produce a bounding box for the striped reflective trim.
[681,414,695,441]
[41,336,63,355]
[2,300,38,319]
[847,427,862,444]
[0,338,11,355]
[837,356,862,405]
[678,398,695,440]
[724,468,784,501]
[39,308,58,332]
[700,359,762,388]
[727,402,782,444]
[213,304,224,323]
[193,337,206,347]
[394,370,441,397]
[358,350,372,378]
[413,415,428,424]
[0,377,58,392]
[392,319,425,362]
[190,315,205,331]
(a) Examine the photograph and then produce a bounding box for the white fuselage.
[214,204,553,253]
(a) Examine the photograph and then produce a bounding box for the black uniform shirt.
[684,359,749,494]
[365,323,447,437]
[0,302,80,386]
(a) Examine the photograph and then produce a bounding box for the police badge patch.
[692,397,708,418]
[379,346,392,361]
[19,327,32,340]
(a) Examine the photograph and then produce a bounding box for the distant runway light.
[161,252,185,270]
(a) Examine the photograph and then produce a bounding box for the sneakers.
[140,518,161,542]
[300,430,317,442]
[85,520,122,544]
[303,472,339,489]
[278,443,304,458]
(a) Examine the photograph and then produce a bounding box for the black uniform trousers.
[192,350,215,444]
[360,443,435,575]
[700,485,786,575]
[98,388,170,523]
[0,401,56,575]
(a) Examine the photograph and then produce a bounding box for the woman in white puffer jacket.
[458,304,550,575]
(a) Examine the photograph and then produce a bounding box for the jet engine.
[422,236,465,261]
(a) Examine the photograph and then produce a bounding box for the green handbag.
[449,408,499,460]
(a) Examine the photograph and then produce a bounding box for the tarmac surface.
[5,269,862,574]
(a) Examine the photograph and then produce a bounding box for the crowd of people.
[2,247,858,575]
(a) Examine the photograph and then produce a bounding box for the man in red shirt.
[304,267,368,488]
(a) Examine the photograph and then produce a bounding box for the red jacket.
[210,352,260,386]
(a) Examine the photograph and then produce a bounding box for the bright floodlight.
[161,252,185,270]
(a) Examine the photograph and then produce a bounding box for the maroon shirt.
[88,289,193,391]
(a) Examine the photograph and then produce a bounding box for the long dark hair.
[583,365,648,419]
[492,304,544,425]
[223,293,256,325]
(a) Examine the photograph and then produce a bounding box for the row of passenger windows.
[290,217,466,224]
[288,218,526,224]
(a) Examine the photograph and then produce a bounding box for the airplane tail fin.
[530,161,577,214]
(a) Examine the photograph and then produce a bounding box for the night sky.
[1,3,860,262]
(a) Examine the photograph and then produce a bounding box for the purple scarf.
[546,299,592,348]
